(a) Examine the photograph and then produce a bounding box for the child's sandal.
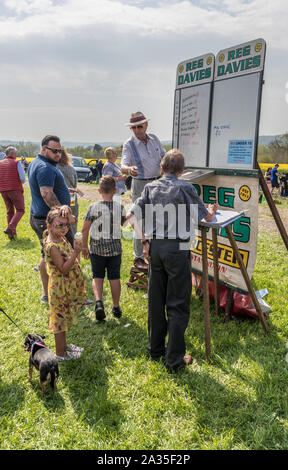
[66,344,84,353]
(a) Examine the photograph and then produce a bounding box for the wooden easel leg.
[225,225,269,333]
[201,227,211,359]
[212,228,220,315]
[257,162,288,250]
[225,288,234,323]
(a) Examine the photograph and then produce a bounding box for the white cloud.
[4,0,53,14]
[0,0,287,50]
[0,0,287,140]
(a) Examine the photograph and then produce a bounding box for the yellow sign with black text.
[190,172,258,293]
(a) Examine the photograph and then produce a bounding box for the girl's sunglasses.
[53,222,70,229]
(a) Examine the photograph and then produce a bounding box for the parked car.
[87,159,104,182]
[71,156,92,182]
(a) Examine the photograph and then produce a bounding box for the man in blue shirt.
[270,163,280,196]
[28,135,72,303]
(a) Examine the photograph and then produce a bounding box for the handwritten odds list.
[174,84,211,167]
[180,91,200,143]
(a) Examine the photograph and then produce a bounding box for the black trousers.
[148,239,192,370]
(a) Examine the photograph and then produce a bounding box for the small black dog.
[24,333,59,393]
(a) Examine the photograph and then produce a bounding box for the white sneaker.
[56,350,81,362]
[67,344,84,353]
[40,294,48,303]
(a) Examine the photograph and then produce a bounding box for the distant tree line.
[2,136,288,163]
[266,133,288,163]
[0,141,40,157]
[65,144,105,158]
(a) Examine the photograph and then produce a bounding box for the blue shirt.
[102,161,126,195]
[270,167,279,183]
[131,173,208,240]
[28,154,70,217]
[17,160,26,184]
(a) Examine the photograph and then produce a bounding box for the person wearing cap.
[270,163,281,196]
[121,111,165,270]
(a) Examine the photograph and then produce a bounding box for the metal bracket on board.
[179,169,215,183]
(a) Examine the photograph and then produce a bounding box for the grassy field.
[0,186,288,450]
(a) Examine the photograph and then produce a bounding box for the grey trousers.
[147,239,192,370]
[131,178,149,259]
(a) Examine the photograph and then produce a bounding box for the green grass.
[0,187,288,450]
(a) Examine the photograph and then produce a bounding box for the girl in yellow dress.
[43,207,86,361]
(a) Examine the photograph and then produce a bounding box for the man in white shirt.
[121,111,165,269]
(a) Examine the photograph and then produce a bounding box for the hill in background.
[0,137,279,149]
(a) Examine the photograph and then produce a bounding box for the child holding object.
[82,176,126,321]
[43,206,86,361]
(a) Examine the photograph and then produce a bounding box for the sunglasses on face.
[53,222,70,229]
[131,125,143,129]
[46,146,62,154]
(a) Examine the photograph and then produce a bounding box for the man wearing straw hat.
[121,111,165,270]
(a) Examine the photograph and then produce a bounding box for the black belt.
[31,215,46,220]
[151,237,190,243]
[133,176,160,181]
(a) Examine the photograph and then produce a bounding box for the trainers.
[66,344,84,353]
[40,294,48,303]
[95,300,106,321]
[56,350,81,362]
[85,299,94,305]
[112,306,122,319]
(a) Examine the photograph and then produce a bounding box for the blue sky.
[0,0,287,143]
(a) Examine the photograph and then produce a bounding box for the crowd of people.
[4,110,262,373]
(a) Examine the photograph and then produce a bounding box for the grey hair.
[5,146,17,156]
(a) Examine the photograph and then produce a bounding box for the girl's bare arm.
[50,244,81,275]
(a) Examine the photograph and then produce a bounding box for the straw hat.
[125,111,149,127]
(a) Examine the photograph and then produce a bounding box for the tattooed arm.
[40,186,61,209]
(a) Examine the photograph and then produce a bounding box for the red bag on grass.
[192,274,267,320]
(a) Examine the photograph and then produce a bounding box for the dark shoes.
[166,354,193,373]
[95,300,106,321]
[95,301,122,320]
[4,228,15,240]
[134,257,148,270]
[112,306,122,319]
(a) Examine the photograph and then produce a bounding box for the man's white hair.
[5,146,17,156]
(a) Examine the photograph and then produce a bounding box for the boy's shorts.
[271,180,279,188]
[90,253,121,280]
